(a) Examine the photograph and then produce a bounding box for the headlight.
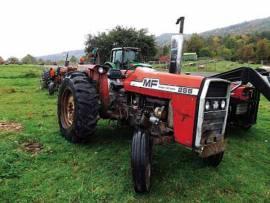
[205,100,210,111]
[221,100,226,109]
[212,100,219,110]
[98,67,104,74]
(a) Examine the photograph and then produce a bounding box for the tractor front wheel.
[203,151,224,167]
[57,71,99,143]
[131,129,152,193]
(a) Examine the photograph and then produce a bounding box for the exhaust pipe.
[169,17,185,74]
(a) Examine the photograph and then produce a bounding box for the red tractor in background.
[57,17,270,193]
[40,54,77,95]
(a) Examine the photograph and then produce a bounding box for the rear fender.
[79,64,110,117]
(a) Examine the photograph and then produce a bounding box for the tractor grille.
[201,82,229,144]
[195,79,230,147]
[202,110,226,144]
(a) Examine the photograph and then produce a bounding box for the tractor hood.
[124,67,204,99]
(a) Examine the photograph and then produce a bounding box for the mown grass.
[0,64,269,202]
[153,60,261,73]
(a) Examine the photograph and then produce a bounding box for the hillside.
[37,49,84,61]
[201,16,270,37]
[155,16,270,45]
[37,16,270,58]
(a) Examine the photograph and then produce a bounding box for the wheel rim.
[61,89,75,129]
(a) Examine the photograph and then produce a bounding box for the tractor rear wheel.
[40,71,50,89]
[57,71,99,143]
[131,129,152,193]
[203,151,224,167]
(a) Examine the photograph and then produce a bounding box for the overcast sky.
[0,0,270,59]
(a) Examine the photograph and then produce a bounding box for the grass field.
[153,60,261,72]
[0,64,269,202]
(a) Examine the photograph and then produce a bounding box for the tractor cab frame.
[105,47,151,70]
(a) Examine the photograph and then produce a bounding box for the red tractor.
[40,55,77,95]
[57,17,270,193]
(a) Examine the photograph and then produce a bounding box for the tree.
[218,47,233,60]
[85,26,157,63]
[162,45,170,56]
[208,36,222,56]
[255,39,270,63]
[7,57,19,64]
[37,58,45,65]
[21,54,37,64]
[199,47,213,57]
[0,56,4,64]
[186,34,204,54]
[238,44,255,62]
[70,55,78,64]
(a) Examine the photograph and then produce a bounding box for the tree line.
[183,32,270,63]
[2,27,270,66]
[0,54,78,65]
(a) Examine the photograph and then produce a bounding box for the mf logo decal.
[143,78,159,87]
[130,78,199,96]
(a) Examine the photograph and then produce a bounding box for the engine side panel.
[171,94,197,147]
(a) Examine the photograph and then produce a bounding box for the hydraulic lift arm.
[211,67,270,101]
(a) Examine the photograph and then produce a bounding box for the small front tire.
[131,129,152,193]
[203,151,224,167]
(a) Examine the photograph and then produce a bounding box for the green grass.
[0,64,269,202]
[153,60,261,73]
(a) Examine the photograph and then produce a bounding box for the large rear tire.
[131,129,152,193]
[40,71,50,89]
[57,71,99,143]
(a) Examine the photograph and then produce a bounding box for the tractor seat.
[107,69,124,79]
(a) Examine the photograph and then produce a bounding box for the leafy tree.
[199,47,213,57]
[255,39,270,62]
[162,45,170,56]
[258,31,270,40]
[0,56,4,64]
[85,26,157,63]
[186,34,204,54]
[243,44,255,61]
[217,47,233,60]
[37,58,45,65]
[7,57,19,64]
[223,35,238,50]
[208,36,222,56]
[70,55,78,63]
[21,54,37,64]
[237,44,255,62]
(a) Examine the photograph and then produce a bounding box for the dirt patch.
[21,141,43,154]
[0,121,22,132]
[0,88,16,94]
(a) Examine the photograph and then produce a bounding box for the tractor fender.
[104,62,116,69]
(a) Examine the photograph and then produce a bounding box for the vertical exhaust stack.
[169,17,185,74]
[64,52,69,67]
